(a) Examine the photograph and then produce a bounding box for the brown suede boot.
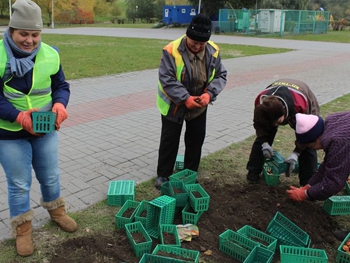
[10,210,34,256]
[41,197,78,232]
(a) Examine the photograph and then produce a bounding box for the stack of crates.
[179,183,210,225]
[145,195,176,238]
[266,212,311,247]
[107,180,135,206]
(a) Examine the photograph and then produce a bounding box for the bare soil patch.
[50,178,344,263]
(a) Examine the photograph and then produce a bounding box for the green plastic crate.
[185,184,210,212]
[346,182,350,195]
[293,162,320,175]
[244,246,274,263]
[139,253,184,263]
[159,224,181,247]
[337,232,350,263]
[182,203,203,225]
[174,154,184,170]
[219,229,260,262]
[262,163,281,186]
[125,221,152,257]
[280,245,328,263]
[170,169,197,185]
[237,225,278,252]
[152,244,200,263]
[267,212,310,248]
[265,150,288,174]
[323,196,350,215]
[107,180,135,206]
[115,199,140,229]
[32,111,56,133]
[292,161,299,173]
[145,195,176,238]
[161,181,189,208]
[135,200,149,227]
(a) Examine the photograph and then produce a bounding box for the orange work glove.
[185,96,201,109]
[289,184,311,190]
[299,184,311,190]
[197,93,211,107]
[52,103,68,130]
[286,185,309,202]
[16,108,39,135]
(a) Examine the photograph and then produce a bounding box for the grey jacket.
[158,36,227,124]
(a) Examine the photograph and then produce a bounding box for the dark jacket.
[254,78,319,140]
[307,111,350,200]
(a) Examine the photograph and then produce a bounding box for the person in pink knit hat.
[287,112,350,240]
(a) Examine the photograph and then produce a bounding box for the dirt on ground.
[49,176,346,263]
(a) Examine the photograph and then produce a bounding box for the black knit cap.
[186,14,212,42]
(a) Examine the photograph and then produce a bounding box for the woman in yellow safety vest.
[0,0,78,256]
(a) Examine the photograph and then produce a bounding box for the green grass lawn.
[38,29,349,81]
[258,30,350,43]
[39,34,291,80]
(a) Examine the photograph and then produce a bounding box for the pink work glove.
[16,108,39,136]
[197,93,211,107]
[286,185,310,202]
[185,96,201,109]
[52,103,68,130]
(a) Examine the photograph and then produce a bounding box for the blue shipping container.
[163,5,197,25]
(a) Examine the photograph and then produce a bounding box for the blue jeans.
[0,132,61,218]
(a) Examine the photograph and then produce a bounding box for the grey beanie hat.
[9,0,43,30]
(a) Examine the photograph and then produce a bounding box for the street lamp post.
[255,0,258,29]
[198,0,201,14]
[135,5,138,23]
[51,0,54,29]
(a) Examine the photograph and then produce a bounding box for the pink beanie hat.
[295,113,324,144]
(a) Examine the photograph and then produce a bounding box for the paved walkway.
[0,27,349,240]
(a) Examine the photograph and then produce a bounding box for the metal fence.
[217,9,330,36]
